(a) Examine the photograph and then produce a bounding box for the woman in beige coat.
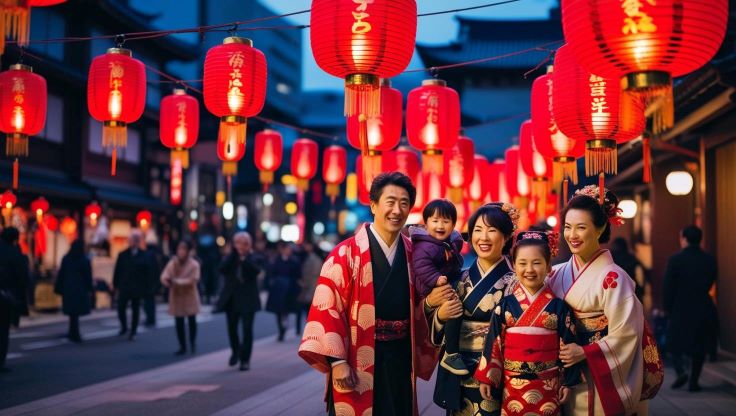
[161,240,201,355]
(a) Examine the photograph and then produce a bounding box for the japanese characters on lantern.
[310,0,417,116]
[254,129,283,192]
[160,89,199,169]
[204,37,267,149]
[88,48,146,175]
[406,79,460,174]
[0,64,47,189]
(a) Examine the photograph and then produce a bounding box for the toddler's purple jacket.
[409,225,464,298]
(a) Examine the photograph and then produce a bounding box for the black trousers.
[68,315,80,339]
[143,295,156,325]
[226,308,256,363]
[673,352,706,386]
[117,293,141,335]
[0,308,10,369]
[175,316,197,350]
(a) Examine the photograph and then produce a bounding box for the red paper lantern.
[44,213,58,232]
[384,146,420,186]
[1,190,16,210]
[0,64,47,189]
[553,44,645,183]
[355,155,373,206]
[217,128,246,177]
[85,201,102,227]
[59,216,77,240]
[346,79,402,180]
[562,0,728,133]
[519,119,552,206]
[0,1,66,54]
[414,171,446,212]
[322,145,347,202]
[136,210,152,231]
[88,48,146,175]
[254,129,283,191]
[203,37,267,148]
[310,0,416,116]
[406,79,461,174]
[531,70,585,186]
[160,89,199,169]
[291,138,319,191]
[443,135,475,203]
[504,146,531,209]
[466,155,489,209]
[170,158,183,206]
[488,160,508,203]
[30,196,49,223]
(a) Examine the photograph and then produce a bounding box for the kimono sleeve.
[557,301,582,387]
[582,268,643,414]
[297,243,353,374]
[474,300,505,389]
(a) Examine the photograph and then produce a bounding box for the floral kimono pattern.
[430,258,514,416]
[474,279,580,416]
[298,224,438,416]
[547,250,662,416]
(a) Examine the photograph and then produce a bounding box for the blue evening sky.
[263,0,557,90]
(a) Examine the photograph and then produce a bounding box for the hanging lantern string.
[4,1,524,47]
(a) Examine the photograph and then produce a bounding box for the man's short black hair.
[681,225,702,246]
[369,172,416,207]
[422,199,457,224]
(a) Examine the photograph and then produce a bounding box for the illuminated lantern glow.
[552,44,645,187]
[466,155,489,211]
[44,213,58,232]
[30,196,49,223]
[504,146,531,209]
[488,159,510,204]
[384,146,420,187]
[355,155,373,206]
[345,172,358,205]
[160,89,199,169]
[254,129,283,191]
[406,79,461,174]
[0,0,66,54]
[322,145,347,202]
[217,128,246,177]
[291,138,319,191]
[414,171,446,213]
[310,0,416,117]
[519,119,552,216]
[1,190,17,210]
[59,216,77,241]
[443,135,475,203]
[346,78,402,180]
[0,64,47,189]
[562,0,728,134]
[531,68,585,191]
[88,48,146,175]
[85,201,102,227]
[204,37,267,149]
[666,171,694,196]
[170,158,183,206]
[136,210,152,231]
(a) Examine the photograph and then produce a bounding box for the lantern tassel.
[642,136,651,183]
[585,140,617,177]
[563,179,569,203]
[345,74,380,117]
[259,170,274,192]
[222,161,238,176]
[623,72,673,135]
[326,184,340,204]
[363,153,382,187]
[358,114,368,156]
[6,134,28,157]
[422,151,444,175]
[553,158,578,186]
[171,149,190,170]
[12,158,19,190]
[220,118,247,145]
[103,122,127,148]
[448,187,463,204]
[111,147,117,176]
[0,4,30,54]
[598,172,606,205]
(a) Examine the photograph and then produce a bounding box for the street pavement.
[2,304,736,415]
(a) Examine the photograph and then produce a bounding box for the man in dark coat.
[664,225,718,392]
[0,227,29,371]
[216,231,262,371]
[611,237,646,301]
[55,239,93,343]
[265,242,301,341]
[113,230,156,341]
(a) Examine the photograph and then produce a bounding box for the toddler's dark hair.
[422,199,457,224]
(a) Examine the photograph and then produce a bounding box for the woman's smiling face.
[564,208,603,262]
[471,216,507,264]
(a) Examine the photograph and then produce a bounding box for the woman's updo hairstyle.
[561,185,622,244]
[466,202,519,255]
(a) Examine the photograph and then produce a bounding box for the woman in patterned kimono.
[548,186,662,415]
[475,231,580,416]
[427,202,520,416]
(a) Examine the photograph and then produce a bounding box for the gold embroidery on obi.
[575,313,608,332]
[503,359,558,373]
[459,320,489,352]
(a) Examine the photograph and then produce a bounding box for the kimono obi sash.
[573,310,609,332]
[504,330,559,362]
[458,320,489,352]
[375,318,409,341]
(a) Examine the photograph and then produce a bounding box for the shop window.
[38,94,63,143]
[29,8,65,60]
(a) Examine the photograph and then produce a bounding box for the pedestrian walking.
[161,240,201,355]
[216,232,262,371]
[265,242,301,341]
[0,227,29,372]
[295,241,321,335]
[54,239,93,343]
[664,225,718,392]
[142,238,162,327]
[611,237,646,301]
[113,230,156,341]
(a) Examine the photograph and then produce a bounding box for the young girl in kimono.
[475,230,580,416]
[410,199,466,375]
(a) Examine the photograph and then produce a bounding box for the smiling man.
[298,172,437,416]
